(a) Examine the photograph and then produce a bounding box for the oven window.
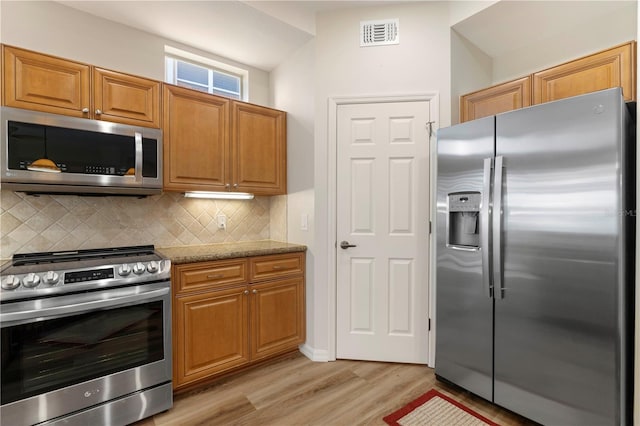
[1,301,164,405]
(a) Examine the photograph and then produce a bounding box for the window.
[165,55,243,100]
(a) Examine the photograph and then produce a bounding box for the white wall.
[492,1,637,83]
[312,2,451,359]
[270,40,316,355]
[450,30,493,125]
[0,0,270,106]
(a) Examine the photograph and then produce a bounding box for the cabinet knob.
[82,107,89,113]
[95,109,102,115]
[225,183,231,190]
[244,290,249,295]
[233,183,239,188]
[252,289,257,294]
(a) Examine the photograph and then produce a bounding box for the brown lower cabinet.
[172,252,305,391]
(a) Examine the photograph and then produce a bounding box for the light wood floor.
[136,352,536,426]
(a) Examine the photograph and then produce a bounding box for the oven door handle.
[0,286,169,325]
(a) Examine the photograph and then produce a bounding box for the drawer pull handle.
[207,274,224,279]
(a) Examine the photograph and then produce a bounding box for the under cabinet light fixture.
[184,191,254,200]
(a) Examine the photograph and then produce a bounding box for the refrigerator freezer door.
[494,88,629,425]
[435,116,494,401]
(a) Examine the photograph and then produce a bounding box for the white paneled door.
[336,101,430,363]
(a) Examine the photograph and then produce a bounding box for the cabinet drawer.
[175,259,248,294]
[250,252,304,281]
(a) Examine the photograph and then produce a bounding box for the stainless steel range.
[0,245,173,426]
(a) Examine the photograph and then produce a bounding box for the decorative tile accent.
[0,191,276,260]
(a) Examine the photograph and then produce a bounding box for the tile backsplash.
[0,190,277,259]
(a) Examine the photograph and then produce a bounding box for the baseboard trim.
[299,344,331,362]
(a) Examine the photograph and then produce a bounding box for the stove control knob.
[43,271,60,285]
[23,273,41,288]
[133,262,146,275]
[1,275,21,290]
[147,261,159,273]
[118,264,132,276]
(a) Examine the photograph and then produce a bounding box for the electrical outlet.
[217,214,227,230]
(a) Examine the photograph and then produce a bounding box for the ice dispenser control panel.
[448,192,481,248]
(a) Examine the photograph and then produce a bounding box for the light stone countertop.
[157,240,307,265]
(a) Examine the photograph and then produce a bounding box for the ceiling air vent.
[360,19,399,47]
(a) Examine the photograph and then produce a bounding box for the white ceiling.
[56,1,636,72]
[56,0,397,71]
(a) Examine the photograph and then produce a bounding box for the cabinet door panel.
[3,45,90,117]
[94,68,160,128]
[231,102,286,195]
[250,277,305,361]
[533,42,636,103]
[163,85,229,191]
[174,287,248,388]
[460,77,531,123]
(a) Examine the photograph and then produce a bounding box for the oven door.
[0,281,172,426]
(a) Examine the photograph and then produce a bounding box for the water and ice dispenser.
[447,192,481,248]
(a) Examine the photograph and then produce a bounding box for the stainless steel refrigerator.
[435,87,634,425]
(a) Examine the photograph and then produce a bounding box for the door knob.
[340,241,357,249]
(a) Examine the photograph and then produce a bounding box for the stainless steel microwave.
[0,107,162,195]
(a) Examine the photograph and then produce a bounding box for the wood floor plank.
[152,388,252,425]
[137,353,536,426]
[243,359,355,410]
[323,362,434,425]
[237,368,365,425]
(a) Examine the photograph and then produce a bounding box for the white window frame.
[164,45,248,101]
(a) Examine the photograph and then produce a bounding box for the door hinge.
[429,221,432,234]
[428,318,431,331]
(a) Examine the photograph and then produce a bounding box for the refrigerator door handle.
[481,157,493,299]
[493,155,504,299]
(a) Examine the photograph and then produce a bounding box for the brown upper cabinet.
[231,102,287,195]
[3,45,161,128]
[459,41,636,123]
[460,76,532,123]
[533,42,636,104]
[163,84,287,195]
[163,84,230,192]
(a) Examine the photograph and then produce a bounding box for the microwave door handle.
[134,131,143,184]
[0,287,169,325]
